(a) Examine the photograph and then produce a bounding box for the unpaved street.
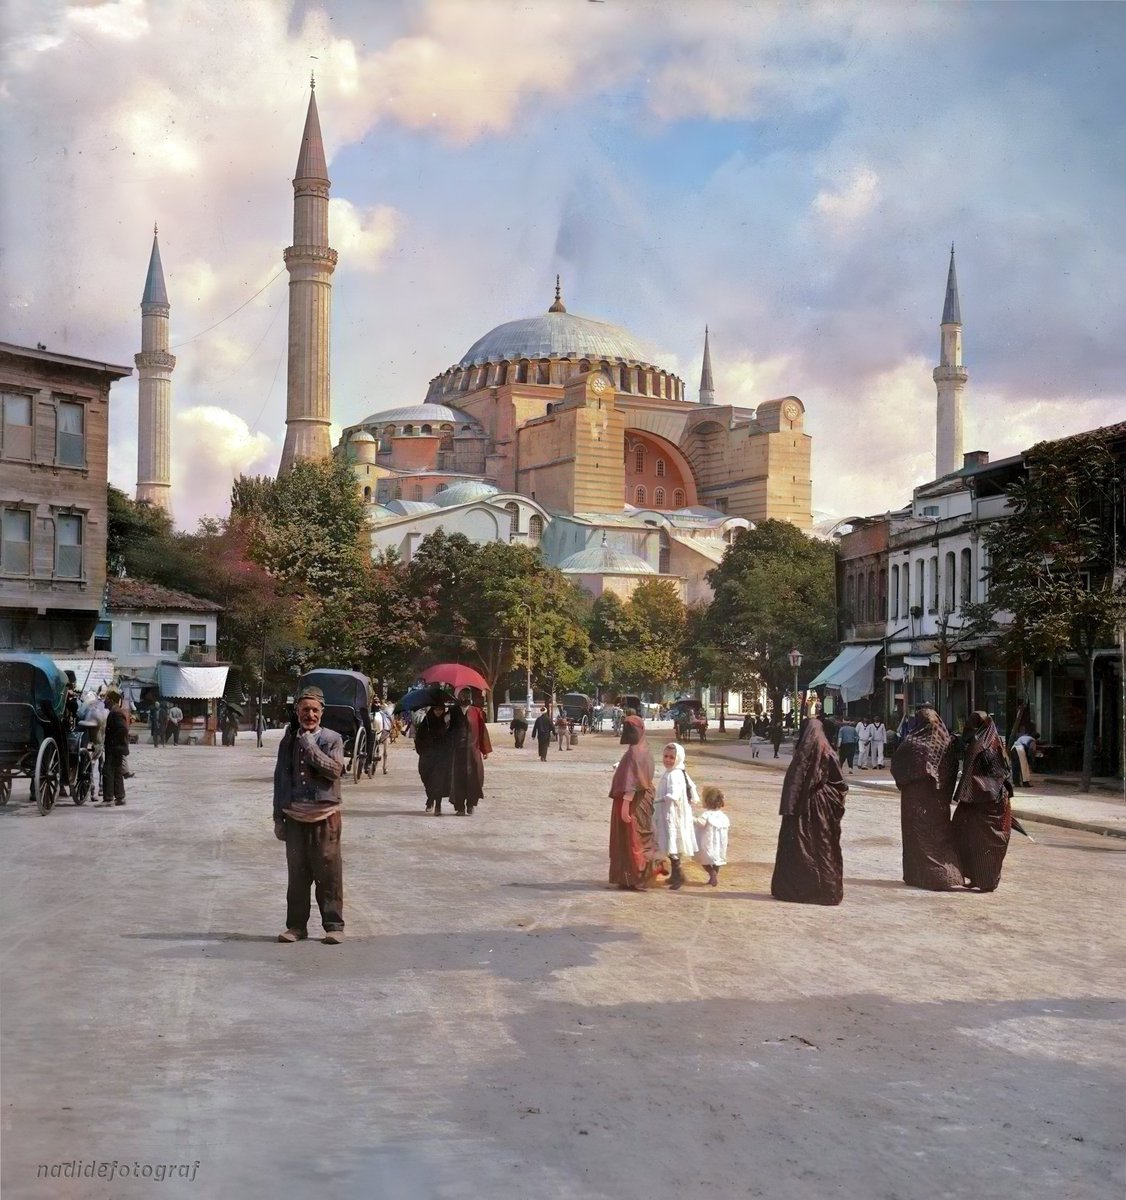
[2,730,1123,1199]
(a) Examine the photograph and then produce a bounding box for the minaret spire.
[548,274,566,314]
[933,244,967,477]
[280,82,338,474]
[698,325,715,405]
[135,226,175,514]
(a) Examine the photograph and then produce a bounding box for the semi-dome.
[558,544,656,575]
[354,403,481,430]
[350,430,376,443]
[457,311,650,368]
[433,480,499,507]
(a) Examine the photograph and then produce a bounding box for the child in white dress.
[694,787,730,887]
[654,742,700,890]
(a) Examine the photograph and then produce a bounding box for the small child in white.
[694,786,730,887]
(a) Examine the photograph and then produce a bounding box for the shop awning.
[807,644,881,703]
[52,655,116,694]
[158,663,230,700]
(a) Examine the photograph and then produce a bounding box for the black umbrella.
[393,684,457,715]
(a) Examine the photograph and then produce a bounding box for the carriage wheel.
[73,752,93,805]
[33,737,61,815]
[351,727,367,784]
[0,773,10,806]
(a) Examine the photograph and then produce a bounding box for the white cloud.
[172,406,275,529]
[813,167,880,228]
[329,200,400,271]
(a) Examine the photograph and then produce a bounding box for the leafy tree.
[106,485,209,593]
[618,579,687,696]
[699,519,838,718]
[966,432,1126,791]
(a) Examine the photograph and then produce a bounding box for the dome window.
[654,487,666,508]
[436,483,448,493]
[635,486,647,505]
[412,485,424,501]
[421,424,432,434]
[634,446,645,473]
[655,459,666,478]
[528,514,544,543]
[504,501,519,538]
[403,424,414,435]
[674,488,686,507]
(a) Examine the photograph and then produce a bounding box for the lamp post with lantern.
[517,602,534,712]
[788,647,803,724]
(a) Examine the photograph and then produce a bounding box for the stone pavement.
[0,728,1123,1200]
[690,733,1126,839]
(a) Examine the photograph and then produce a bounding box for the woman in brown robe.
[450,691,492,816]
[890,707,964,890]
[951,711,1014,891]
[608,716,656,890]
[771,716,848,905]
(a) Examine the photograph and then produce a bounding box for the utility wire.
[171,268,286,349]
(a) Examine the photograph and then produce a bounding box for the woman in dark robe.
[450,691,492,816]
[951,711,1014,891]
[890,706,964,890]
[608,716,656,890]
[415,702,455,814]
[770,716,848,905]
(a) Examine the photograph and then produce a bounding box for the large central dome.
[457,310,649,368]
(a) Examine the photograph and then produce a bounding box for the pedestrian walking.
[415,701,455,814]
[856,717,873,768]
[694,787,730,888]
[769,714,783,759]
[1010,729,1039,787]
[653,742,700,890]
[608,716,656,891]
[836,720,858,772]
[770,716,848,906]
[509,707,528,749]
[255,710,265,748]
[890,707,964,891]
[149,703,163,748]
[451,689,491,815]
[555,710,571,751]
[97,690,129,808]
[872,717,887,768]
[951,712,1014,892]
[167,703,183,746]
[272,685,345,943]
[531,705,552,762]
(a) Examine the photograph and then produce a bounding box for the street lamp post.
[518,603,533,711]
[788,647,803,723]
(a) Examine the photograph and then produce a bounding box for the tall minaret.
[932,245,967,477]
[698,325,715,405]
[279,77,338,474]
[135,225,175,513]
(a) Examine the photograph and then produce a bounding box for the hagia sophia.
[136,84,815,601]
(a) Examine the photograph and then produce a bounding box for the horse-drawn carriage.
[295,669,376,784]
[0,653,98,814]
[668,698,709,743]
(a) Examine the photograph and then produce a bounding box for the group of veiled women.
[413,691,492,816]
[610,706,1015,902]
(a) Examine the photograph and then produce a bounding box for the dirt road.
[2,730,1123,1199]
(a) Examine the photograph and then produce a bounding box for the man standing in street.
[97,690,129,807]
[272,685,346,944]
[856,716,873,769]
[872,716,887,768]
[167,702,183,746]
[837,720,859,773]
[531,705,553,762]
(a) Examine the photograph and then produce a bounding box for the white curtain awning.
[807,644,881,703]
[885,667,906,681]
[158,663,229,700]
[52,655,116,693]
[903,655,932,667]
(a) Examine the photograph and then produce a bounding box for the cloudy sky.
[3,0,1124,528]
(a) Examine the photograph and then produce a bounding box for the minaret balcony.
[933,365,967,381]
[135,350,177,370]
[285,245,338,267]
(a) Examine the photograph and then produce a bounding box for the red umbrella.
[419,663,490,693]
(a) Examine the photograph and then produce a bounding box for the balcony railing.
[180,644,218,664]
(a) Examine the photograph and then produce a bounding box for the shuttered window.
[55,513,83,578]
[1,393,33,461]
[1,508,31,574]
[56,400,85,467]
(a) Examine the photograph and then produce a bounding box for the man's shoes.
[277,929,307,943]
[322,930,344,945]
[114,799,126,806]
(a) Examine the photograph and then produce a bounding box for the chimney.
[962,450,989,469]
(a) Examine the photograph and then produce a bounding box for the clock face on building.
[590,375,608,394]
[782,399,801,422]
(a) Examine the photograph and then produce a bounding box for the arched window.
[619,365,630,391]
[363,486,372,502]
[441,423,454,432]
[516,360,529,383]
[403,424,414,435]
[902,561,911,616]
[846,575,856,618]
[383,425,395,437]
[421,424,432,434]
[658,546,670,573]
[928,555,939,612]
[435,482,447,493]
[944,550,956,612]
[856,571,866,622]
[634,446,645,473]
[635,486,647,505]
[655,459,666,478]
[891,565,900,618]
[960,548,972,605]
[867,573,877,622]
[412,485,423,501]
[528,514,543,543]
[654,487,666,508]
[537,360,550,384]
[393,485,402,500]
[915,560,925,611]
[504,501,519,538]
[673,489,686,507]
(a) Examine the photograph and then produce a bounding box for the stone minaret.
[135,225,175,513]
[698,325,715,405]
[279,78,338,474]
[933,245,967,477]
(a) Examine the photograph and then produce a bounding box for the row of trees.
[108,463,841,711]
